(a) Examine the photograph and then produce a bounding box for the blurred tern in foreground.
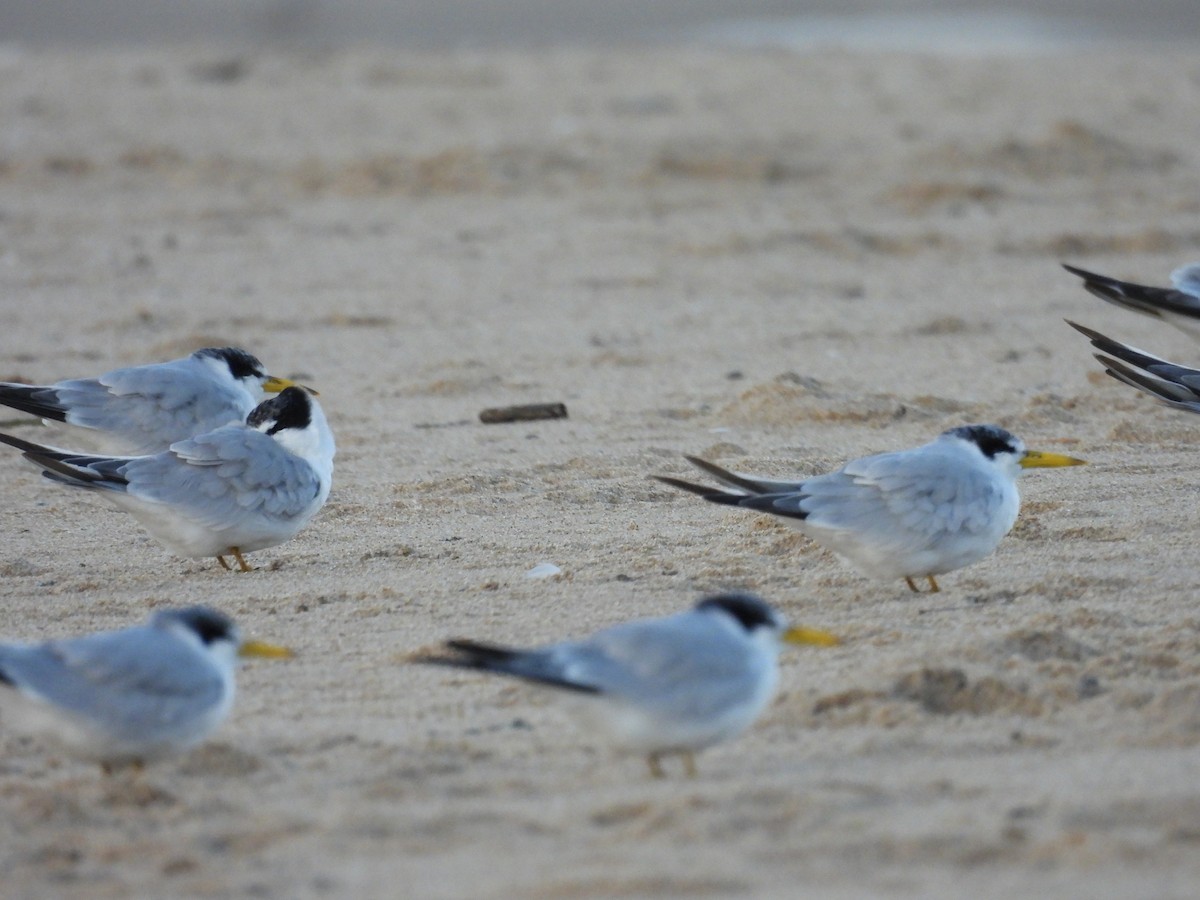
[1068,320,1200,413]
[655,425,1085,593]
[0,347,311,454]
[413,593,838,778]
[1063,262,1200,340]
[0,606,292,771]
[0,386,334,572]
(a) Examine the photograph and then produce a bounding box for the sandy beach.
[1,41,1200,899]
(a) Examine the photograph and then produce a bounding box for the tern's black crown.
[158,606,238,646]
[246,386,312,435]
[696,593,782,633]
[195,347,267,382]
[943,424,1020,460]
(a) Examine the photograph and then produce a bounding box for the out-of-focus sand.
[1,44,1199,899]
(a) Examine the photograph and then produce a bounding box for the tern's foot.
[100,758,145,777]
[904,575,942,593]
[682,752,698,778]
[646,753,666,779]
[218,549,254,572]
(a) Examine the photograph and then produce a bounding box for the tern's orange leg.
[927,575,941,593]
[905,576,920,593]
[682,752,698,778]
[217,549,253,572]
[646,753,666,779]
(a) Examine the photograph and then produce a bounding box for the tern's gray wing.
[0,627,223,731]
[1063,262,1200,322]
[749,445,1008,539]
[121,426,323,527]
[1067,321,1200,413]
[0,358,253,453]
[429,613,760,717]
[568,614,760,711]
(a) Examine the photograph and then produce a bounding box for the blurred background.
[1,0,1198,49]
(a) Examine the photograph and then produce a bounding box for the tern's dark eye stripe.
[195,347,266,381]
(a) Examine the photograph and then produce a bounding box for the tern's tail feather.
[1066,321,1173,373]
[652,474,741,501]
[1096,355,1200,410]
[682,456,778,495]
[412,639,601,694]
[1062,263,1161,316]
[0,432,130,489]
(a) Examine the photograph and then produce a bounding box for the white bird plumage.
[656,425,1085,593]
[413,593,838,778]
[0,347,307,454]
[0,606,291,770]
[0,386,335,571]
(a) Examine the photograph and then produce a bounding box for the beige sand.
[0,44,1199,899]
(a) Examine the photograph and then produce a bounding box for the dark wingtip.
[1064,319,1101,341]
[0,431,52,455]
[652,474,719,497]
[407,638,519,670]
[0,384,69,423]
[1061,262,1095,279]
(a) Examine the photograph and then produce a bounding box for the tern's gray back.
[56,357,254,453]
[124,425,325,527]
[0,626,225,735]
[800,441,1012,539]
[552,612,768,717]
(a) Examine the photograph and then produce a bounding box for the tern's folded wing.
[0,629,224,730]
[126,426,324,527]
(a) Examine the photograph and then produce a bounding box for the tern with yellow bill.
[655,425,1084,593]
[0,347,312,454]
[0,386,334,572]
[0,606,292,771]
[414,593,838,778]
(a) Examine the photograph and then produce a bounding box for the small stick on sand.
[479,403,568,424]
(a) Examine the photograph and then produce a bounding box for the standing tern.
[0,386,334,571]
[413,593,839,778]
[0,606,292,771]
[655,425,1085,593]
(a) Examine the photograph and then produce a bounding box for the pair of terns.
[0,346,334,571]
[1,593,834,778]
